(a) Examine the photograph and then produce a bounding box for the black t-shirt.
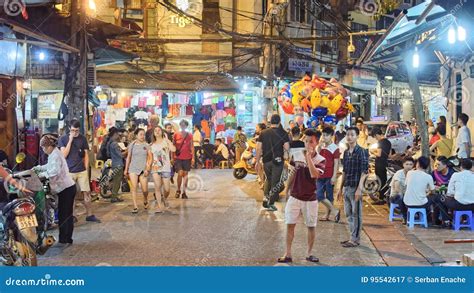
[375,138,392,167]
[335,131,346,144]
[258,127,290,163]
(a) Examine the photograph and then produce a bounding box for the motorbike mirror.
[15,152,26,164]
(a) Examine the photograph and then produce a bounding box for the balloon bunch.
[277,74,355,128]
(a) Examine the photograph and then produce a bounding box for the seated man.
[403,156,435,221]
[439,159,474,221]
[201,139,215,162]
[432,156,454,187]
[214,138,229,165]
[389,157,415,222]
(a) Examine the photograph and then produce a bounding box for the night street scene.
[0,0,473,276]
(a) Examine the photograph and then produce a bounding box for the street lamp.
[448,26,456,44]
[412,47,419,68]
[38,51,46,61]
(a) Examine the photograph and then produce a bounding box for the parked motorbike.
[363,157,403,202]
[0,154,55,266]
[233,139,258,179]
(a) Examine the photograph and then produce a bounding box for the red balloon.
[335,106,349,120]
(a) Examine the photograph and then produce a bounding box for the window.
[350,22,368,58]
[289,0,311,24]
[403,0,412,4]
[315,21,337,57]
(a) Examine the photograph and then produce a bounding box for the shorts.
[174,159,192,172]
[70,171,91,192]
[153,171,172,178]
[285,196,319,227]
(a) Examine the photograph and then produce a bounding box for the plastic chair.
[407,208,428,228]
[389,203,403,222]
[453,211,474,231]
[205,160,213,169]
[219,161,229,169]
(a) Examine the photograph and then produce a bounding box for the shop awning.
[96,71,240,93]
[31,79,64,92]
[89,38,140,67]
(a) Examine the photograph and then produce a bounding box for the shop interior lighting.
[89,0,97,11]
[38,51,46,61]
[243,83,248,90]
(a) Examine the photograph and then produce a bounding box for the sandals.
[144,201,149,210]
[131,208,138,214]
[306,255,319,263]
[334,210,341,223]
[319,216,330,221]
[342,241,360,248]
[175,190,181,198]
[277,256,293,263]
[181,193,188,199]
[154,208,163,214]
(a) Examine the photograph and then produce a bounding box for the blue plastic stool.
[453,211,474,231]
[407,208,428,228]
[389,203,403,221]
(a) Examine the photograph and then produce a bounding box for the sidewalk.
[360,199,473,266]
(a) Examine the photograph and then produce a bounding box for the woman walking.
[125,128,152,213]
[150,126,176,213]
[35,134,76,246]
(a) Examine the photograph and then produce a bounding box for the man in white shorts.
[278,129,325,264]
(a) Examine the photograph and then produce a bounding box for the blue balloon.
[312,107,328,118]
[323,115,337,125]
[307,116,318,128]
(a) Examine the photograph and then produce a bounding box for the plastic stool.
[205,160,213,169]
[389,203,403,221]
[95,160,104,169]
[453,210,474,231]
[220,161,229,169]
[407,208,428,228]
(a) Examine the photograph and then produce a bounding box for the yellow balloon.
[320,95,330,108]
[291,83,304,106]
[328,94,344,114]
[310,89,321,108]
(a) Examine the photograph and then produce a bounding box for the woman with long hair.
[150,126,176,213]
[124,128,152,213]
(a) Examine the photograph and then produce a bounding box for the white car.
[384,121,414,154]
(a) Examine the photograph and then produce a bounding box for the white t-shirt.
[150,140,173,173]
[403,170,435,206]
[447,170,474,205]
[216,143,229,159]
[390,169,407,196]
[456,126,472,158]
[193,130,202,147]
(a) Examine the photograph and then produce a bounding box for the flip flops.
[277,256,293,263]
[342,241,360,248]
[306,255,319,263]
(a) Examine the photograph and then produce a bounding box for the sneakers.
[262,200,269,208]
[86,215,101,223]
[266,205,277,212]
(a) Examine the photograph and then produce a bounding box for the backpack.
[97,137,111,161]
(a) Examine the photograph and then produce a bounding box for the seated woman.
[403,156,435,222]
[389,157,415,222]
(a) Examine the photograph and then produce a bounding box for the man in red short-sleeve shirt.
[173,120,194,199]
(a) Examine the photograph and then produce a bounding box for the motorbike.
[98,160,113,199]
[0,166,55,266]
[363,157,403,202]
[233,139,258,179]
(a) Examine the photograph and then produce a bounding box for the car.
[384,121,414,154]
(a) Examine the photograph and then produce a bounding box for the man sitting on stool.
[214,139,229,166]
[440,159,474,221]
[201,139,215,163]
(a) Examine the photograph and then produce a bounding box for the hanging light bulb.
[457,25,466,42]
[448,26,456,44]
[412,47,420,68]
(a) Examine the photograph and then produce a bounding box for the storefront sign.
[37,93,62,119]
[353,69,378,91]
[170,14,194,27]
[288,58,312,72]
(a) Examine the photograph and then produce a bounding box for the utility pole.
[262,0,276,120]
[67,0,88,131]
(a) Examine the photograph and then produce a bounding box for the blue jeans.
[316,178,334,202]
[343,186,362,243]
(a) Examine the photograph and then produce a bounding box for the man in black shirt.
[256,114,290,211]
[371,127,392,204]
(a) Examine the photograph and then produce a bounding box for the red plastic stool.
[205,159,213,169]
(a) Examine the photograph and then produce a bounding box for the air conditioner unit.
[86,62,96,87]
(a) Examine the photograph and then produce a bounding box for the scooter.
[0,168,55,266]
[232,139,258,179]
